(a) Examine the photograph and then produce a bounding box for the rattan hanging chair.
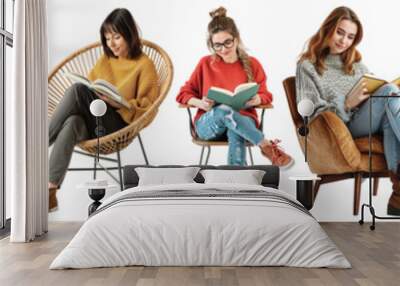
[48,40,173,186]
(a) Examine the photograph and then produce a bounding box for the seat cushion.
[358,153,388,172]
[354,136,384,154]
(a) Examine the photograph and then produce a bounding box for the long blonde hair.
[299,6,363,75]
[207,7,254,82]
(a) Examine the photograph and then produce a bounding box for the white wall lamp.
[297,99,314,162]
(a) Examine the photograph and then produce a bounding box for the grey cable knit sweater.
[295,54,369,122]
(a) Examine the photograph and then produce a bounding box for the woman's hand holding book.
[188,97,215,111]
[245,94,261,108]
[345,80,370,111]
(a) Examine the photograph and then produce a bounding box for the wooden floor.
[0,222,399,286]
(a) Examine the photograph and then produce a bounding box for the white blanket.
[50,183,350,269]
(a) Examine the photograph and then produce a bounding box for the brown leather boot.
[387,172,400,216]
[49,188,58,212]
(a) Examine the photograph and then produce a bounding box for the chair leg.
[353,173,362,215]
[137,133,149,165]
[373,177,379,196]
[205,146,211,165]
[93,157,97,180]
[312,178,322,204]
[199,146,205,165]
[247,146,254,166]
[117,148,123,191]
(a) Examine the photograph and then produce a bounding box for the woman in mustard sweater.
[177,7,293,167]
[48,8,159,211]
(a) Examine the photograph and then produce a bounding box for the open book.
[207,82,259,110]
[64,71,130,109]
[347,74,400,99]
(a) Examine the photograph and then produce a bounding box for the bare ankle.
[49,182,58,189]
[259,139,270,148]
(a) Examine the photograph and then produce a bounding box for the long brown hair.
[207,7,254,82]
[299,6,363,75]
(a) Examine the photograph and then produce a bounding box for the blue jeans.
[195,105,264,165]
[347,83,400,172]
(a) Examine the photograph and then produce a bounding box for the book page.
[92,79,131,109]
[391,77,400,86]
[347,74,387,98]
[234,82,257,94]
[92,85,120,102]
[93,79,120,98]
[209,86,233,96]
[362,74,387,93]
[207,83,259,110]
[64,71,91,86]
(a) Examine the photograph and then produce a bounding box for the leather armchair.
[283,76,388,215]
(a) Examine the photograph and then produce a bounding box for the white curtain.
[9,0,48,242]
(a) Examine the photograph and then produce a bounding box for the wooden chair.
[179,104,273,165]
[283,76,389,215]
[48,40,173,188]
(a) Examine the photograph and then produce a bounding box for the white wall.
[47,0,400,222]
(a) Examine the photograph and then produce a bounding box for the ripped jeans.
[195,105,264,165]
[347,83,400,172]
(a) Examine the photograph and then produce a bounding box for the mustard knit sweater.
[88,53,159,124]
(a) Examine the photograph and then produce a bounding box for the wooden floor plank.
[0,222,399,286]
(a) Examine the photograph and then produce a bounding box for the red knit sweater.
[176,55,273,127]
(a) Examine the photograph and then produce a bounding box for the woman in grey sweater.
[296,6,400,215]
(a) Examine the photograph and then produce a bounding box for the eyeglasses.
[212,38,235,51]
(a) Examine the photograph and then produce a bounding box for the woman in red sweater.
[177,7,293,167]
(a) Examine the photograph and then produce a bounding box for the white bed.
[50,181,350,269]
